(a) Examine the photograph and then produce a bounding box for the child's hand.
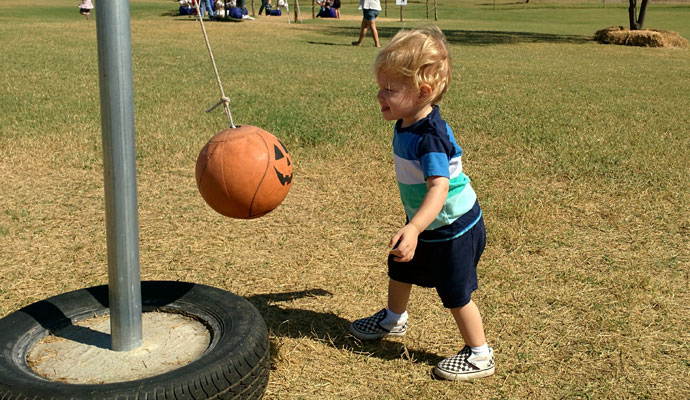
[389,224,420,262]
[389,176,447,262]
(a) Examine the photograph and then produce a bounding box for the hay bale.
[594,26,688,48]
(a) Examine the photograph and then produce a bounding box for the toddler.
[350,26,494,381]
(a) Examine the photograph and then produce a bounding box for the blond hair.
[374,25,451,105]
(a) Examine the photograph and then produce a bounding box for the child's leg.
[435,300,494,380]
[381,279,411,329]
[353,19,368,45]
[387,279,411,314]
[449,299,486,347]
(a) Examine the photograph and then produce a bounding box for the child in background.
[78,0,94,20]
[349,26,495,381]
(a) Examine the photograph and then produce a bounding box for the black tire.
[0,281,270,400]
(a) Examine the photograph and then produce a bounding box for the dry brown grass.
[2,133,689,398]
[595,26,689,48]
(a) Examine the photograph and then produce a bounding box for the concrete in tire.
[27,312,211,384]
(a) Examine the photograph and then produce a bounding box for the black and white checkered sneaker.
[434,345,495,381]
[350,309,408,340]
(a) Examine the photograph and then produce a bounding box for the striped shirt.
[393,106,481,242]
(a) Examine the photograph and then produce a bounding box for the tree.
[628,0,650,30]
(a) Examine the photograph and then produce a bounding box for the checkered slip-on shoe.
[434,345,495,381]
[350,308,408,340]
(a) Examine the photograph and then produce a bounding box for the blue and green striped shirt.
[393,106,481,242]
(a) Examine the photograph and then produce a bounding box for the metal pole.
[95,0,143,352]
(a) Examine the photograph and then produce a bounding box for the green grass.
[1,0,689,398]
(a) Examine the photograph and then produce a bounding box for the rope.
[194,3,236,129]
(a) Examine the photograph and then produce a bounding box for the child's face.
[376,71,429,127]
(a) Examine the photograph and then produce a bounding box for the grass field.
[1,0,689,398]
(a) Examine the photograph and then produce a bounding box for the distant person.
[224,0,254,19]
[333,0,341,19]
[198,0,215,20]
[349,26,495,381]
[316,0,332,18]
[228,0,255,21]
[213,0,224,15]
[78,0,94,20]
[352,0,380,47]
[259,0,270,15]
[179,0,195,15]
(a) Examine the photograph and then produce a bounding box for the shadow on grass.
[246,289,444,367]
[306,40,353,46]
[477,2,622,10]
[306,26,591,46]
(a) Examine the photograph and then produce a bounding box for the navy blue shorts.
[388,216,486,309]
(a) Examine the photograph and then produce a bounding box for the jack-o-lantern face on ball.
[195,126,294,219]
[273,140,293,186]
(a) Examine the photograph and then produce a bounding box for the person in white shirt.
[78,0,94,20]
[352,0,381,47]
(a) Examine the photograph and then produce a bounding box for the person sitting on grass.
[349,25,495,381]
[226,0,255,19]
[316,0,335,18]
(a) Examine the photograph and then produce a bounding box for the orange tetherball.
[195,126,293,219]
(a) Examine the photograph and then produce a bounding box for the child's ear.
[419,84,433,100]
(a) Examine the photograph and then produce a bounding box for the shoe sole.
[433,366,494,381]
[349,325,406,340]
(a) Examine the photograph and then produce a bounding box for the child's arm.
[389,176,449,262]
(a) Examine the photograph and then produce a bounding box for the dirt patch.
[594,26,688,48]
[27,312,210,384]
